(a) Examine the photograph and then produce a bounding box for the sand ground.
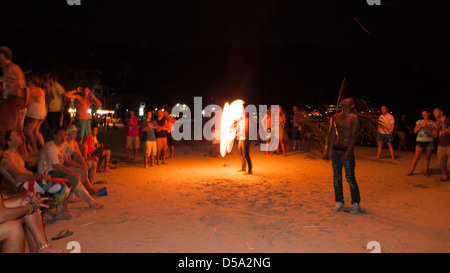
[42,127,450,253]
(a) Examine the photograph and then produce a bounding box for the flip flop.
[437,178,448,182]
[93,180,108,185]
[52,230,73,241]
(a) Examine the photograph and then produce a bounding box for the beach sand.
[42,127,450,253]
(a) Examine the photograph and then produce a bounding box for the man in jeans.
[323,97,361,214]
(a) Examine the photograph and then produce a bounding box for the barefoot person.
[395,114,412,151]
[261,108,272,156]
[24,75,46,154]
[87,125,116,172]
[155,109,169,165]
[164,110,178,159]
[0,190,62,253]
[433,107,450,182]
[276,106,286,156]
[0,130,77,219]
[141,111,157,168]
[323,97,361,214]
[407,108,435,177]
[65,125,99,196]
[237,111,252,175]
[376,105,396,160]
[124,110,140,162]
[65,84,102,155]
[38,126,103,210]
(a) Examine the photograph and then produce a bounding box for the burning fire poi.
[220,99,245,157]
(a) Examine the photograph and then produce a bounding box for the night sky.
[1,0,448,119]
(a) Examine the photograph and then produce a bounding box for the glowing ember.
[220,99,245,157]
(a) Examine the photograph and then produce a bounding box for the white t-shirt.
[378,113,395,134]
[37,141,75,173]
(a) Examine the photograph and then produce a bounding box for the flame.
[220,99,245,157]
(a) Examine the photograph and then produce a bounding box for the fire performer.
[323,97,361,214]
[237,111,252,175]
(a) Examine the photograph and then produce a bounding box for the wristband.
[28,201,37,215]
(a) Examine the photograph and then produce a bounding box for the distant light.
[97,110,115,115]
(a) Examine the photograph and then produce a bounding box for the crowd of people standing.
[0,46,114,253]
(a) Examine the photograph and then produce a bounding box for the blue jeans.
[331,148,360,204]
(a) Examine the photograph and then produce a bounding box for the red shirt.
[125,117,140,137]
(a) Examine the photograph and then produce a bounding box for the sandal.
[52,230,74,241]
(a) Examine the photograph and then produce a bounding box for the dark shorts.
[377,133,393,144]
[416,141,434,150]
[75,119,92,139]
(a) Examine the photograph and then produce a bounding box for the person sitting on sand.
[87,125,116,172]
[37,126,103,210]
[64,125,99,196]
[0,190,62,253]
[323,97,361,214]
[0,130,77,220]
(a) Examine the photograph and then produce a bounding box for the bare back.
[332,112,358,148]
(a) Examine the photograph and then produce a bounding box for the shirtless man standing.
[0,46,28,158]
[65,85,101,155]
[323,97,361,214]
